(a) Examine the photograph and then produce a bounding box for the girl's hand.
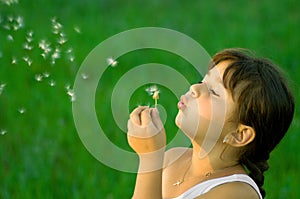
[127,106,166,155]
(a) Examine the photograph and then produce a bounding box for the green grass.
[0,0,299,198]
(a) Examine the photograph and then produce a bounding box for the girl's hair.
[209,48,295,198]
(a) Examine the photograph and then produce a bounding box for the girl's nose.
[189,83,202,98]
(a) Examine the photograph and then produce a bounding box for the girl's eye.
[209,89,220,97]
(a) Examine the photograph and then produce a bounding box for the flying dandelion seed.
[66,48,73,53]
[43,72,50,78]
[107,57,118,67]
[23,42,33,51]
[81,73,89,80]
[7,34,14,41]
[48,79,56,87]
[17,107,26,114]
[3,24,10,30]
[0,129,7,135]
[2,0,19,6]
[11,57,17,64]
[145,85,160,108]
[65,83,71,90]
[0,83,6,95]
[22,56,32,66]
[57,36,67,45]
[68,55,75,62]
[67,89,76,102]
[73,25,81,34]
[39,39,52,54]
[35,74,43,82]
[27,30,33,37]
[15,15,24,29]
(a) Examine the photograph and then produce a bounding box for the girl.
[127,48,295,199]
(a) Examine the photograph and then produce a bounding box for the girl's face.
[175,61,236,147]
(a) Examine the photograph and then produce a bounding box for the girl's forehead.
[205,61,230,82]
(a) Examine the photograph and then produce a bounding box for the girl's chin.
[175,111,182,128]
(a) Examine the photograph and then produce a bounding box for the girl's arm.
[127,106,166,199]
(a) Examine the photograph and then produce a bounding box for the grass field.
[0,0,299,198]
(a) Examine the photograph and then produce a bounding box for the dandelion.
[48,79,56,87]
[107,57,118,67]
[35,74,43,82]
[0,129,7,135]
[17,107,26,114]
[145,85,160,108]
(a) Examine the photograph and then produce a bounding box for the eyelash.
[198,81,219,97]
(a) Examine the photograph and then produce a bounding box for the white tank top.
[168,174,263,199]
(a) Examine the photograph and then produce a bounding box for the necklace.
[172,162,239,186]
[172,166,212,186]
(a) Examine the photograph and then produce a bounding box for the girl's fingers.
[130,106,148,126]
[140,108,151,126]
[150,108,163,130]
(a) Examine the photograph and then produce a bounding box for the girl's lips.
[177,96,186,110]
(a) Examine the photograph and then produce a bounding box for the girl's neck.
[188,141,241,178]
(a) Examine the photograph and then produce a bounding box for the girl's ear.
[224,124,256,147]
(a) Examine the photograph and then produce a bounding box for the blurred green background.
[0,0,299,198]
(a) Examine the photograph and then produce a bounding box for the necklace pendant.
[173,180,183,186]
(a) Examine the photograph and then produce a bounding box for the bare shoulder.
[195,182,260,199]
[163,147,192,168]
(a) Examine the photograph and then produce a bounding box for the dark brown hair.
[210,48,295,198]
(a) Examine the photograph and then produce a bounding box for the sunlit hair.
[209,48,295,198]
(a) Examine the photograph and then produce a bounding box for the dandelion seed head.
[145,85,158,95]
[107,57,118,67]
